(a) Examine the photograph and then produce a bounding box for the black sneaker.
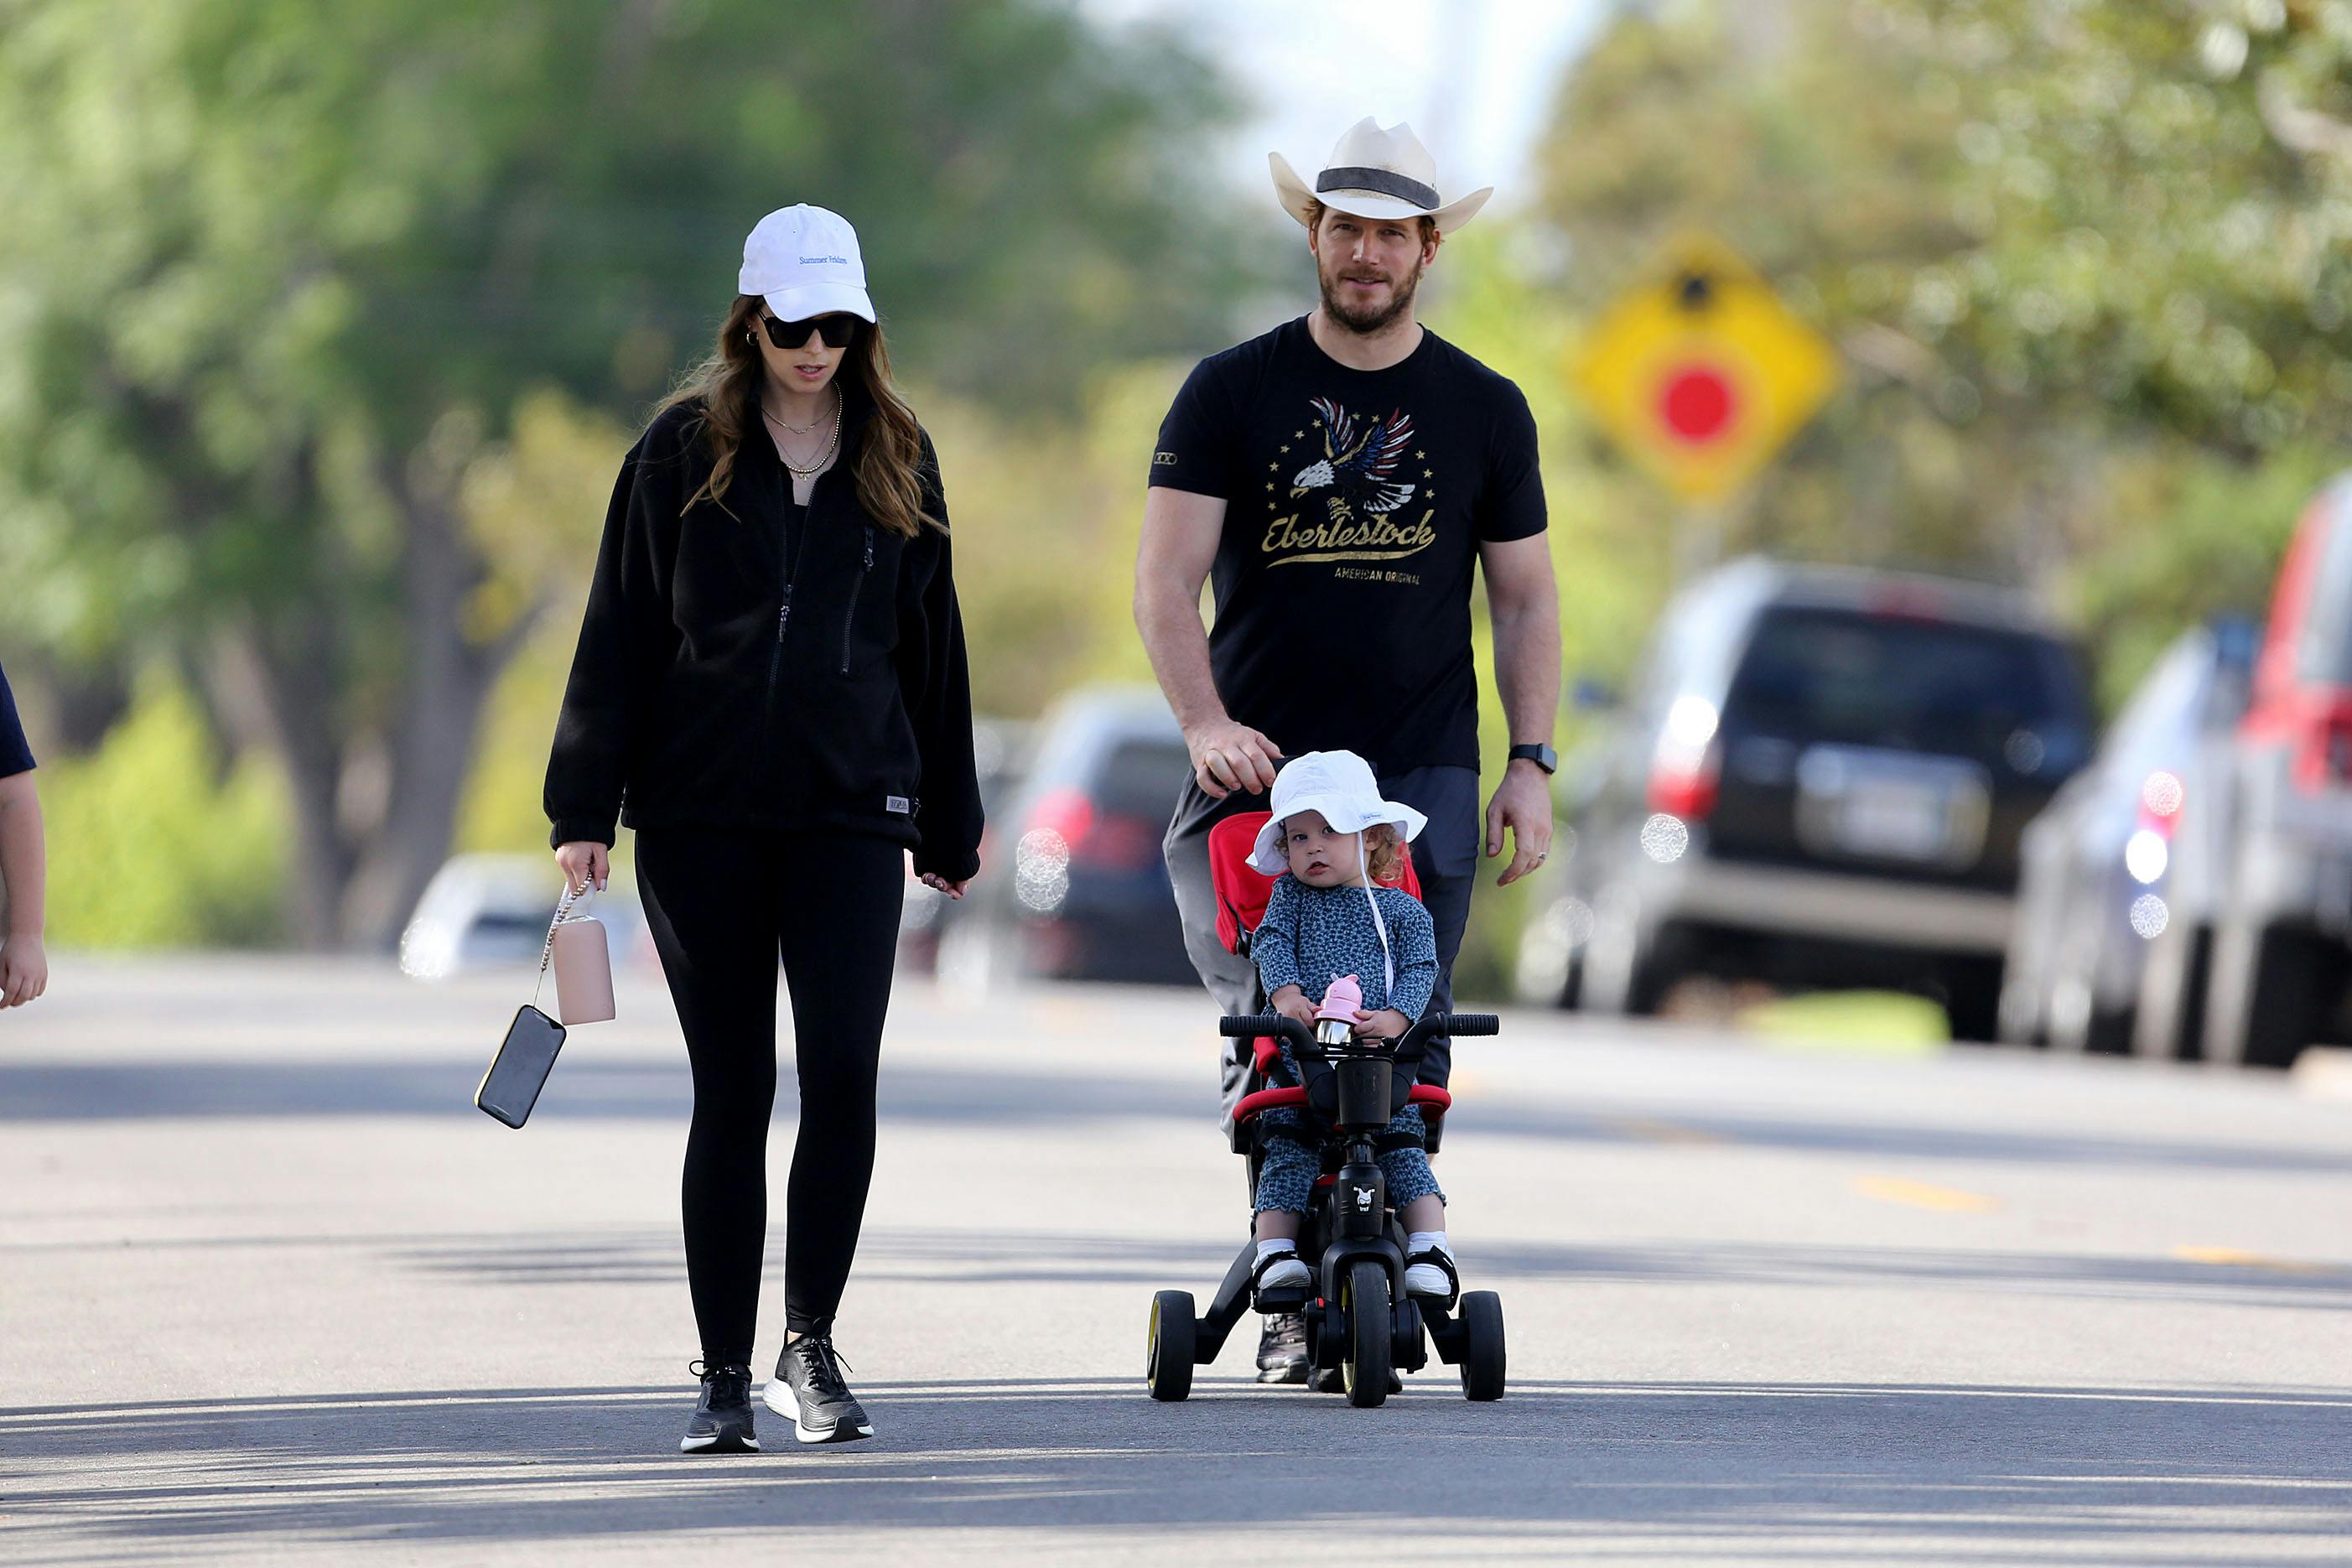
[766,1333,874,1444]
[1256,1312,1309,1384]
[680,1361,758,1454]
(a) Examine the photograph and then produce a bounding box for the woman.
[545,203,982,1455]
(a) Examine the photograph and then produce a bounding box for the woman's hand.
[554,841,609,894]
[0,934,47,1009]
[917,873,968,899]
[1269,984,1316,1029]
[1352,1007,1411,1041]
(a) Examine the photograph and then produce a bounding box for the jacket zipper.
[839,525,874,674]
[766,489,813,722]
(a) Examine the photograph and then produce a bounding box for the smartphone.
[475,1005,567,1129]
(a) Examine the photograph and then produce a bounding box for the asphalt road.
[3,955,2349,1565]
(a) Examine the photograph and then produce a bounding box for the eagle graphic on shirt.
[1290,397,1417,517]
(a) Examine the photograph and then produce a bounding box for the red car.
[2199,473,2352,1067]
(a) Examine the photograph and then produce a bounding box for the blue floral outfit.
[1251,873,1445,1213]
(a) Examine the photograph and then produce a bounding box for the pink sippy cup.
[1314,974,1363,1045]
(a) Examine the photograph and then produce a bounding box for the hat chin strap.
[1358,828,1395,998]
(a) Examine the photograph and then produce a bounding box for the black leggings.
[635,826,905,1364]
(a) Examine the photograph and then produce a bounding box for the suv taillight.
[1025,787,1096,854]
[1647,746,1721,821]
[2138,770,2185,835]
[1648,694,1723,820]
[2292,711,2352,792]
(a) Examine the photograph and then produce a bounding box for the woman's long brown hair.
[655,293,940,537]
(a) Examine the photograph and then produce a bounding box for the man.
[1134,119,1560,1382]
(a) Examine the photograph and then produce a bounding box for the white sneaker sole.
[679,1429,759,1454]
[763,1379,875,1444]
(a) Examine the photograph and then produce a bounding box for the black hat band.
[1316,165,1440,210]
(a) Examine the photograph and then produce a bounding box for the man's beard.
[1319,253,1424,335]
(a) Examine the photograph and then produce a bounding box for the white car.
[398,853,647,979]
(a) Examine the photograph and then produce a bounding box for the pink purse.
[474,880,610,1129]
[549,883,615,1026]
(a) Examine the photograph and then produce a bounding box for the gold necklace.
[764,395,829,435]
[765,393,841,479]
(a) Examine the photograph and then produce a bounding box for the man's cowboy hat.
[1269,118,1493,236]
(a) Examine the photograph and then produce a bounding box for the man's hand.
[1186,718,1283,800]
[0,934,47,1009]
[1352,1006,1410,1041]
[918,873,970,900]
[1269,984,1316,1029]
[1484,759,1555,887]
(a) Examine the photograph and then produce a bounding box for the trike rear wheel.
[1146,1290,1195,1401]
[1459,1290,1506,1401]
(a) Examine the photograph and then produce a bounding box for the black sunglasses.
[761,314,859,350]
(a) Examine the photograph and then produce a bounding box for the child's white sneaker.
[1252,1241,1311,1301]
[1404,1232,1458,1303]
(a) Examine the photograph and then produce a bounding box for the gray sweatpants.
[1160,762,1481,1136]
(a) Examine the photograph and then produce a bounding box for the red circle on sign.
[1659,364,1737,444]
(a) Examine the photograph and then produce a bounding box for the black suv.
[1527,558,2095,1038]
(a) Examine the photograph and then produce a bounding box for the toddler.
[1243,750,1461,1305]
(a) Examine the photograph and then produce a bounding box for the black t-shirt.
[1149,316,1545,771]
[0,659,34,778]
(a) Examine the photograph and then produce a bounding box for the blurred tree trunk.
[199,452,541,952]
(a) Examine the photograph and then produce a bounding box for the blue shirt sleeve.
[1253,874,1306,999]
[0,661,34,779]
[1382,890,1439,1020]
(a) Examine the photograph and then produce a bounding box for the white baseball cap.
[738,204,877,325]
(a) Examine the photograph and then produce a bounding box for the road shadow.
[3,1378,2346,1561]
[7,1059,2350,1178]
[376,1226,2352,1314]
[3,1222,2342,1314]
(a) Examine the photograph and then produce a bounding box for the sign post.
[1570,236,1839,569]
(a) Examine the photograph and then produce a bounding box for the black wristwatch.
[1508,742,1558,775]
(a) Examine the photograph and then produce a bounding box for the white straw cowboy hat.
[1269,117,1493,236]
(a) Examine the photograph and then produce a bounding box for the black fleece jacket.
[543,388,984,882]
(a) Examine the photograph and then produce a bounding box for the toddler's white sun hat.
[739,204,877,324]
[1247,750,1427,877]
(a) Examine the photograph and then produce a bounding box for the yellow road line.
[1852,1175,1998,1213]
[2173,1245,2326,1275]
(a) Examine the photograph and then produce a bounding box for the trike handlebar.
[1218,1010,1502,1066]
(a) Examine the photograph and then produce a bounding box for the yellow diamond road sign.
[1570,236,1839,503]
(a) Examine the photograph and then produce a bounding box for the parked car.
[398,853,646,979]
[1998,618,2257,1055]
[937,686,1197,986]
[1527,557,2095,1038]
[896,716,1033,975]
[2198,473,2352,1067]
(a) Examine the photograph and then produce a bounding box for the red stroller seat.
[1207,812,1450,1142]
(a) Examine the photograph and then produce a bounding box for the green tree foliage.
[36,677,287,948]
[1538,0,2352,631]
[0,0,1264,947]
